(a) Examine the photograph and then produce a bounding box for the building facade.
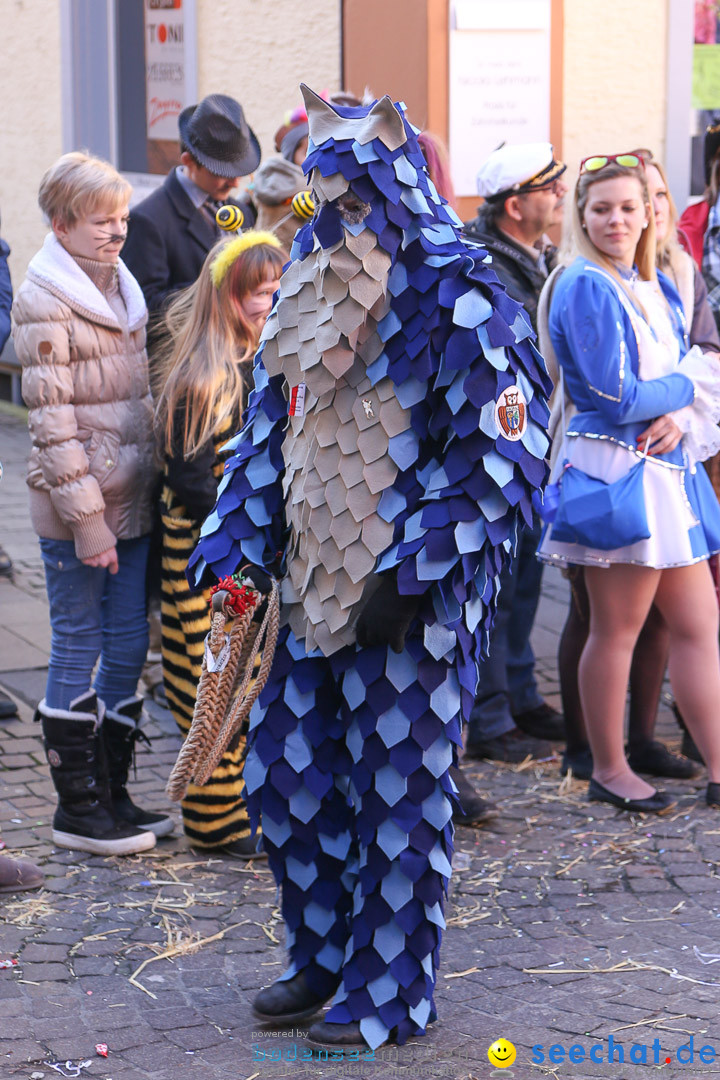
[0,0,699,283]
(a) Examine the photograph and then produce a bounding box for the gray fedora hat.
[178,94,261,178]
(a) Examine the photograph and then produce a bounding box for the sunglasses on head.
[579,152,645,174]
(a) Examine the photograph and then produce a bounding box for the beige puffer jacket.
[13,233,157,559]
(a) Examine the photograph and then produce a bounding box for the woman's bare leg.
[652,561,720,783]
[582,564,661,799]
[561,575,673,755]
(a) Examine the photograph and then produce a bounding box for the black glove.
[241,564,276,623]
[240,564,274,597]
[355,575,422,654]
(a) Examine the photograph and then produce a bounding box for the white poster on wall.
[144,0,189,141]
[449,0,552,197]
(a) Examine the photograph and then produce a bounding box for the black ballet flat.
[588,778,676,814]
[706,783,720,809]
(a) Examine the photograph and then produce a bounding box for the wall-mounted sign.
[693,44,720,110]
[145,0,186,142]
[142,0,197,174]
[449,0,552,198]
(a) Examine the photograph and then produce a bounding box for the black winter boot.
[103,698,174,838]
[38,691,156,856]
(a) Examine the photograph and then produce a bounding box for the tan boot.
[0,854,43,893]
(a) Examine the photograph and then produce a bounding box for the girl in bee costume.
[156,232,284,856]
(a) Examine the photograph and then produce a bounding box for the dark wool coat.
[463,206,556,334]
[122,170,254,318]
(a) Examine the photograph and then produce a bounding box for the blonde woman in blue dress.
[540,153,720,813]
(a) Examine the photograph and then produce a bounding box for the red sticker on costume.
[289,383,306,417]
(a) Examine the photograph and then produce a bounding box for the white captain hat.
[476,143,566,201]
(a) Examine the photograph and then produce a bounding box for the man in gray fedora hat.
[123,93,261,323]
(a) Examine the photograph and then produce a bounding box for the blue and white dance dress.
[539,257,720,569]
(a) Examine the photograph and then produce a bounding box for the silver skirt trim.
[537,548,719,570]
[564,430,685,470]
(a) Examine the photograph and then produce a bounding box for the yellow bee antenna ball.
[292,191,315,221]
[216,204,245,232]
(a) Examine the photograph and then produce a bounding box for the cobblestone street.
[3,403,720,1080]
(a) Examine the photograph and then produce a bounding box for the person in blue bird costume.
[189,85,551,1050]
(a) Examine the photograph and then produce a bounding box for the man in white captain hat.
[464,142,567,330]
[463,143,568,763]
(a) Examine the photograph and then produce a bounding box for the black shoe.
[253,971,339,1023]
[0,693,18,720]
[588,777,676,814]
[560,746,593,780]
[450,765,498,825]
[512,702,565,740]
[38,692,157,856]
[306,1020,378,1048]
[705,782,720,809]
[627,740,700,780]
[465,727,554,764]
[0,545,12,577]
[217,835,267,860]
[103,698,174,838]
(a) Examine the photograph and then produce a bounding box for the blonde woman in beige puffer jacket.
[13,152,172,857]
[15,234,156,558]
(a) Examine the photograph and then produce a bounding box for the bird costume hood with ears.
[300,83,407,152]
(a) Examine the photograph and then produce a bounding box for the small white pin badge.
[495,385,528,441]
[362,398,375,419]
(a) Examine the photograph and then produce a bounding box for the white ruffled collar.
[26,233,147,331]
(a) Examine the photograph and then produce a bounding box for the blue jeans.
[468,518,544,742]
[40,536,150,711]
